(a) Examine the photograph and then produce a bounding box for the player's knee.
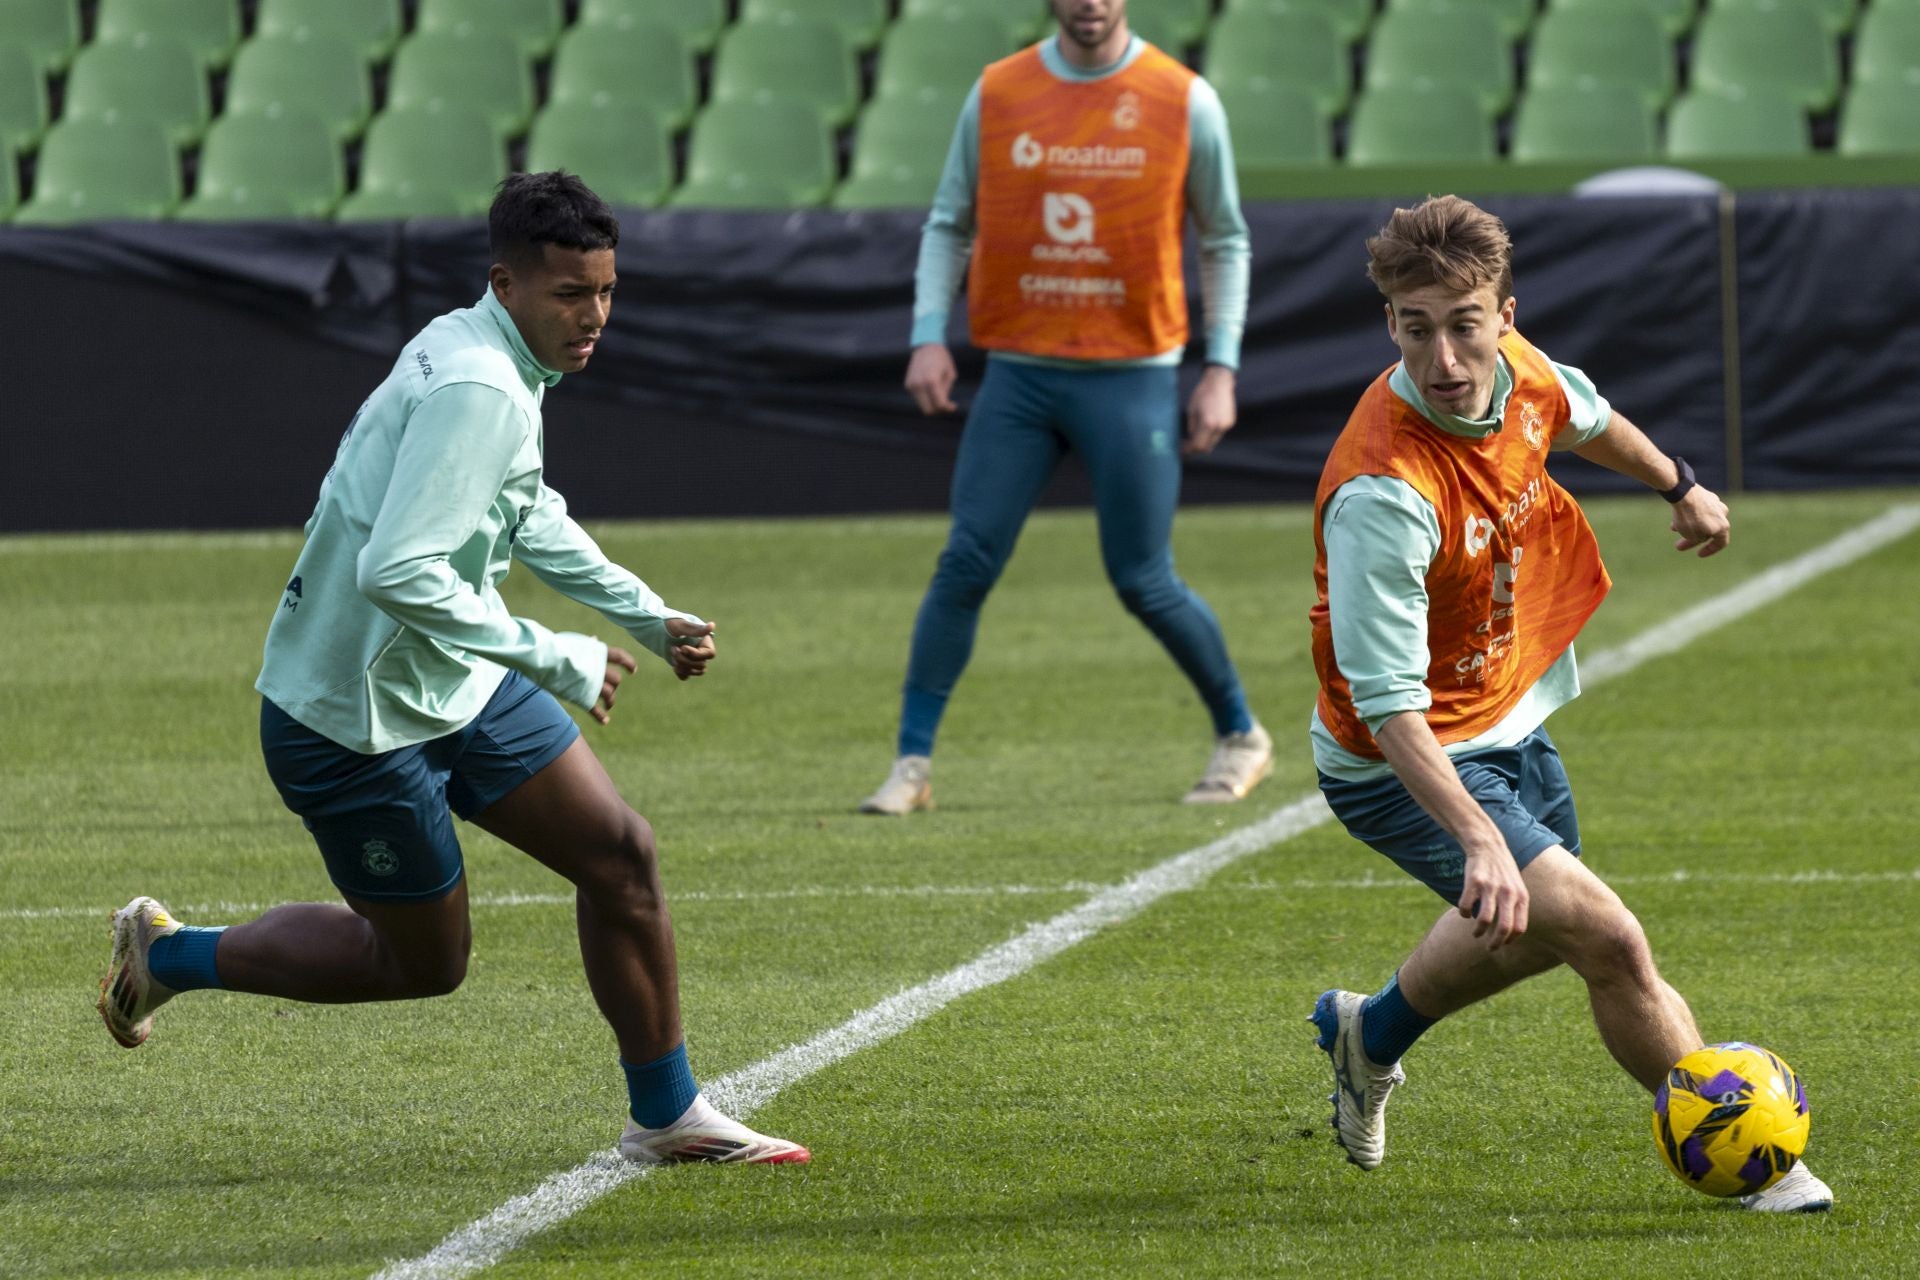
[931,537,1002,606]
[386,936,469,997]
[1574,908,1656,987]
[579,811,664,916]
[1109,567,1181,620]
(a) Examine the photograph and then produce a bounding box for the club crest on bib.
[1113,90,1142,130]
[1518,400,1545,450]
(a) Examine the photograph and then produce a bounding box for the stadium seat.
[1203,10,1349,120]
[547,22,697,133]
[1130,0,1215,49]
[1510,84,1657,161]
[254,0,402,64]
[1526,8,1675,112]
[1553,0,1696,39]
[415,0,564,61]
[671,101,837,208]
[224,31,373,145]
[873,13,1016,103]
[1712,0,1857,38]
[1388,0,1535,42]
[831,96,964,208]
[741,0,892,51]
[1689,7,1839,113]
[94,0,240,71]
[710,18,861,129]
[577,0,730,55]
[174,113,343,219]
[1,143,14,219]
[0,0,79,75]
[899,0,1050,44]
[386,30,535,145]
[1363,9,1514,119]
[1837,81,1920,155]
[526,102,675,208]
[334,108,504,221]
[0,43,47,156]
[11,117,179,223]
[1852,5,1920,88]
[61,37,211,150]
[1212,83,1332,165]
[1222,0,1375,45]
[1345,84,1495,164]
[1664,86,1810,158]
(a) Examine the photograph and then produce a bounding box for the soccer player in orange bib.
[860,0,1271,814]
[1303,196,1830,1210]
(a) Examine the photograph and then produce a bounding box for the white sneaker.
[98,896,183,1049]
[858,754,932,815]
[1740,1160,1833,1212]
[1184,723,1272,804]
[619,1094,811,1165]
[1309,988,1404,1171]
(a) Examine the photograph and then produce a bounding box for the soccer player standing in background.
[1305,195,1829,1211]
[99,173,808,1167]
[861,0,1272,814]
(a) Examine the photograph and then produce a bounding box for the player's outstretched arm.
[1571,411,1731,557]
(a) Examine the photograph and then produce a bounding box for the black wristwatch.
[1660,455,1696,504]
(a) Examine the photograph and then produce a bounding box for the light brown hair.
[1365,195,1513,303]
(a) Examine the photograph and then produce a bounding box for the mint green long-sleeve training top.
[256,289,699,754]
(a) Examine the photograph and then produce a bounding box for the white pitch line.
[369,501,1920,1280]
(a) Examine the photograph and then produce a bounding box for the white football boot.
[98,896,183,1049]
[1310,988,1405,1171]
[619,1095,811,1165]
[1183,723,1273,804]
[1740,1161,1834,1212]
[858,755,932,815]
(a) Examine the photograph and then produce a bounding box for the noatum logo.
[1010,132,1148,175]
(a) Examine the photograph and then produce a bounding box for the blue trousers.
[897,358,1253,757]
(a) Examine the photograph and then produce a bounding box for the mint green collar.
[478,289,563,390]
[1387,355,1513,439]
[1038,33,1143,82]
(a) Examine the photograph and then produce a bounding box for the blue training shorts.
[1318,726,1582,906]
[260,671,580,902]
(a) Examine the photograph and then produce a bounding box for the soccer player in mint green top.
[98,173,808,1167]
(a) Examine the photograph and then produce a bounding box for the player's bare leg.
[214,885,473,1001]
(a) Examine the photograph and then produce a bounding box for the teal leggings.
[897,358,1253,757]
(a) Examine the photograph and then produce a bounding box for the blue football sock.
[622,1043,701,1130]
[1360,973,1438,1066]
[146,925,227,992]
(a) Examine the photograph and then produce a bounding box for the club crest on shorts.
[361,839,400,877]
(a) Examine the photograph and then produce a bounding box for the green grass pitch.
[3,491,1917,1278]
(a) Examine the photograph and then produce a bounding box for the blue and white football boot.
[1310,988,1405,1171]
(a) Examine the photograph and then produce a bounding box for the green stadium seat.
[1526,8,1675,112]
[1204,10,1349,120]
[741,0,892,51]
[1837,81,1920,155]
[873,12,1016,103]
[1664,86,1809,158]
[899,0,1050,45]
[0,0,79,74]
[1689,7,1839,113]
[224,31,373,145]
[174,113,343,219]
[1,143,15,219]
[94,0,239,71]
[710,18,861,129]
[831,96,964,208]
[1345,84,1495,164]
[1510,84,1657,161]
[1130,0,1216,49]
[0,43,47,155]
[671,101,837,208]
[12,117,179,223]
[415,0,564,61]
[577,0,729,55]
[254,0,402,64]
[526,102,675,208]
[1388,0,1536,42]
[1852,5,1920,88]
[335,108,504,221]
[1223,0,1375,46]
[1712,0,1856,38]
[62,37,210,150]
[1552,0,1696,39]
[1214,82,1332,166]
[548,22,697,132]
[386,30,535,145]
[1363,9,1514,119]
